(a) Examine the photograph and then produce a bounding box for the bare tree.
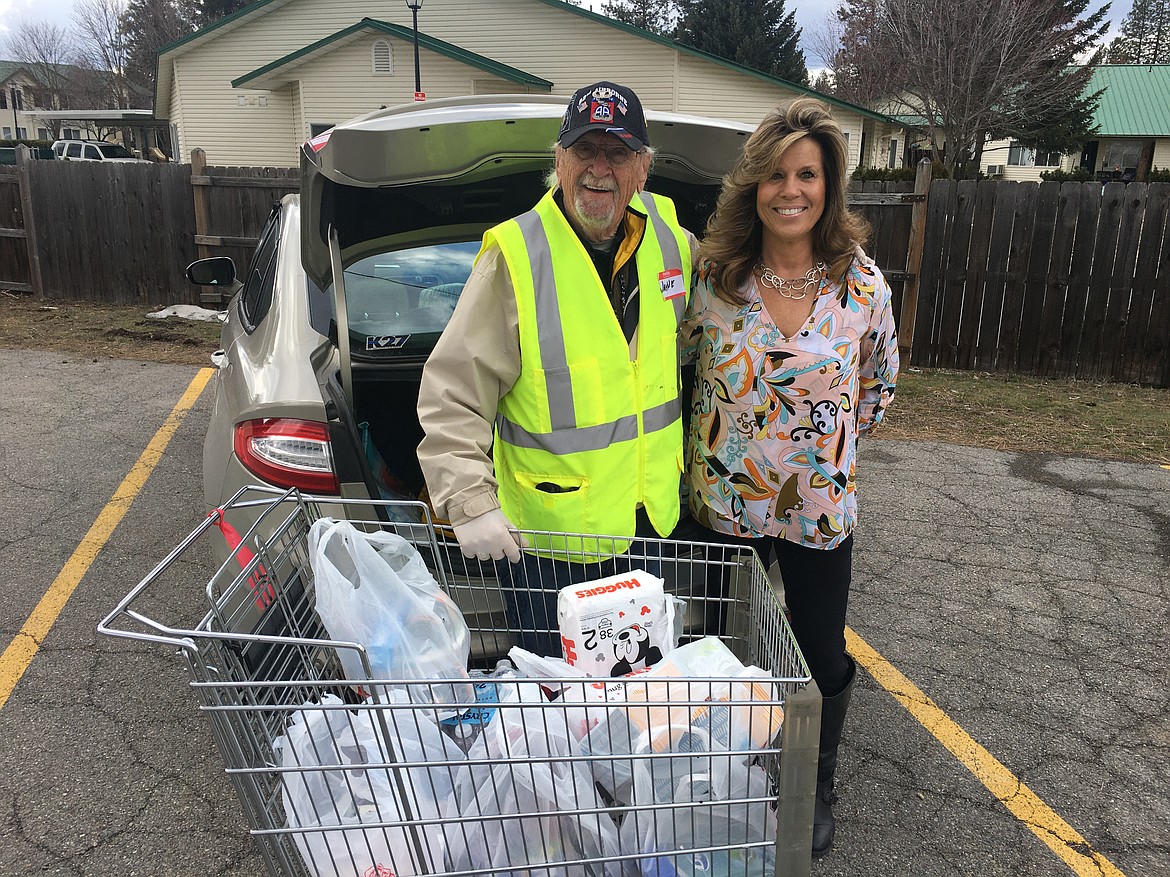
[74,0,132,109]
[833,0,1109,176]
[4,20,80,138]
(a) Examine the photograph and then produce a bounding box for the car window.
[97,144,134,159]
[336,241,479,359]
[66,143,82,159]
[84,145,101,160]
[239,209,281,331]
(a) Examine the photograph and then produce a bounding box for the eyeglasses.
[568,141,643,167]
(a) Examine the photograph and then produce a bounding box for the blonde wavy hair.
[699,97,870,305]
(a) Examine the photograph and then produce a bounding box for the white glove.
[452,509,527,563]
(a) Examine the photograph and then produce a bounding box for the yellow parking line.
[0,368,214,712]
[847,627,1126,877]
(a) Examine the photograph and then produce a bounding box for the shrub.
[1040,167,1094,182]
[851,160,949,182]
[0,138,52,149]
[1147,167,1170,182]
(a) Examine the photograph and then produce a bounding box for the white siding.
[1154,138,1170,170]
[164,0,879,165]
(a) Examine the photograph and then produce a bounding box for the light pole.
[405,0,424,99]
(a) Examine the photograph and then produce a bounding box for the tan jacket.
[417,199,698,526]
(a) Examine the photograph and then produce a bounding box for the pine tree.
[121,0,195,89]
[195,0,250,27]
[675,0,809,85]
[602,0,677,34]
[1107,0,1170,63]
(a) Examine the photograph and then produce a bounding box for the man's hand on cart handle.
[453,509,528,563]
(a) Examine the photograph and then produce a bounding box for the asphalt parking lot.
[0,346,1166,877]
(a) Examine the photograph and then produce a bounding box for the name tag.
[658,268,685,300]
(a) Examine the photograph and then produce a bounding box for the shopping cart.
[99,486,821,877]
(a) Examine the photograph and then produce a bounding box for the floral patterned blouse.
[681,253,899,548]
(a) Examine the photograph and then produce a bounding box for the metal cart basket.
[99,487,820,877]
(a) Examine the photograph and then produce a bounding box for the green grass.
[879,367,1170,464]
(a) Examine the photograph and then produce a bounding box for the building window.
[310,123,334,138]
[887,139,898,168]
[16,127,25,139]
[372,39,392,75]
[37,128,49,141]
[1008,141,1062,167]
[0,92,6,110]
[1,127,9,139]
[64,128,81,140]
[1103,141,1141,173]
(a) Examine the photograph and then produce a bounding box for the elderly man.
[417,81,696,648]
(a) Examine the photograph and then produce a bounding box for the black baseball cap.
[558,81,650,151]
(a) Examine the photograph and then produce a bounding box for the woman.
[682,98,899,856]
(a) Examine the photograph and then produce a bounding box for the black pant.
[700,526,854,698]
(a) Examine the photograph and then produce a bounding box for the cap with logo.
[558,81,650,152]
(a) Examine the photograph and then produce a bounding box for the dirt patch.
[0,294,222,366]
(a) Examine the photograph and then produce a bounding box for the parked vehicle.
[52,139,146,162]
[191,94,751,562]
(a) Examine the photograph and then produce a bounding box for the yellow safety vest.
[483,189,691,558]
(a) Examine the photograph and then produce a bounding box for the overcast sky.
[0,0,1132,69]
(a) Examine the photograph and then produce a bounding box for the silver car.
[191,94,751,568]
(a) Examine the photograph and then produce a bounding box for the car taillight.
[233,418,339,494]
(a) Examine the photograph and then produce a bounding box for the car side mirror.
[186,257,236,286]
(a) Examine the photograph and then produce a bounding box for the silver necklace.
[756,260,826,300]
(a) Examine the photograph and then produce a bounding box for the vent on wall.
[372,40,392,75]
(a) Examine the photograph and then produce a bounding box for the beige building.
[154,0,900,168]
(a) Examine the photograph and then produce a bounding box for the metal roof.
[1090,65,1170,137]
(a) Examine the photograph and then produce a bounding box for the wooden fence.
[2,146,1167,387]
[0,165,31,293]
[915,180,1170,386]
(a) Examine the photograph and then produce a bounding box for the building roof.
[1090,65,1170,137]
[231,18,552,90]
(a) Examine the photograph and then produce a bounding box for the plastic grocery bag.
[275,693,469,877]
[308,517,474,713]
[619,760,776,877]
[449,679,623,877]
[582,638,784,805]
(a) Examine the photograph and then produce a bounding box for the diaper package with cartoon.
[556,569,677,677]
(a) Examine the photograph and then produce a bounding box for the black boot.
[812,655,856,857]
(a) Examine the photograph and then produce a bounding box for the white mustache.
[580,173,617,192]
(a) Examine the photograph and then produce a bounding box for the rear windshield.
[97,144,135,159]
[338,240,480,358]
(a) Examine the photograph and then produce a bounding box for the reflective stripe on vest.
[497,193,683,454]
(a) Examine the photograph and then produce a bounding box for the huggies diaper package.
[557,569,677,677]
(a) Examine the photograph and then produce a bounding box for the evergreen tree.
[1106,0,1170,62]
[121,0,195,89]
[675,0,809,85]
[602,0,677,34]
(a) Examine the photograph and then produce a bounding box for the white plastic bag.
[308,518,474,712]
[619,759,776,876]
[450,679,623,876]
[275,693,469,877]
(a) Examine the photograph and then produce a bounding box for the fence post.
[897,158,932,366]
[191,147,212,262]
[15,145,44,298]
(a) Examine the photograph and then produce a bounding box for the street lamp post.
[405,0,424,99]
